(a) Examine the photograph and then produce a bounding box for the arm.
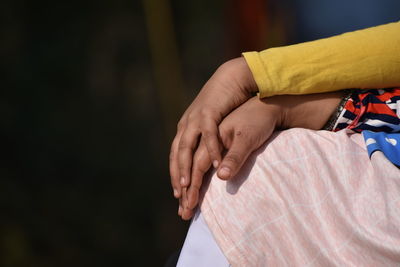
[180,91,344,220]
[171,21,400,205]
[170,58,257,199]
[244,21,400,98]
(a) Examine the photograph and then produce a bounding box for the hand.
[216,91,345,180]
[170,57,257,200]
[178,138,212,220]
[179,91,344,220]
[180,96,283,220]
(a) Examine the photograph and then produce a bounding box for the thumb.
[217,133,253,180]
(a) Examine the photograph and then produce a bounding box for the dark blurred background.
[1,0,399,266]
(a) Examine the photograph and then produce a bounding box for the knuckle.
[178,163,186,172]
[203,130,213,139]
[207,146,218,155]
[187,112,194,121]
[200,107,220,120]
[200,108,211,117]
[177,119,185,131]
[178,140,188,150]
[187,111,201,122]
[224,152,241,166]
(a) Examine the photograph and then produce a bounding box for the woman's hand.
[169,57,258,200]
[179,96,284,220]
[179,91,344,220]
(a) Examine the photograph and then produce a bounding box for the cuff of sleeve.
[242,51,272,98]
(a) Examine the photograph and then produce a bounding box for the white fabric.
[177,210,230,267]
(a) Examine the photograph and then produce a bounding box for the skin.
[169,55,345,220]
[177,92,344,220]
[169,57,258,199]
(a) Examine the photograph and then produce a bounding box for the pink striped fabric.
[200,128,400,266]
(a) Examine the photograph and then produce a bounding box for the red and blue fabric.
[332,87,400,167]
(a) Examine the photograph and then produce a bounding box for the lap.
[199,128,400,266]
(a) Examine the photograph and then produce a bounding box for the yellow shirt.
[243,21,400,98]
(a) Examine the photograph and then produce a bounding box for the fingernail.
[180,177,186,186]
[173,189,178,198]
[213,160,219,168]
[218,167,231,179]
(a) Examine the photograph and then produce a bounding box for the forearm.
[265,91,344,130]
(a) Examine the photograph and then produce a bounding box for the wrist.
[257,97,286,130]
[219,57,259,95]
[267,92,344,130]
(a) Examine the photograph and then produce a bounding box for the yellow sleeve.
[243,21,400,98]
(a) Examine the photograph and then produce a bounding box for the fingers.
[202,119,222,168]
[187,140,212,210]
[178,192,183,216]
[181,207,194,221]
[179,140,212,221]
[171,115,220,203]
[217,131,254,180]
[170,132,183,198]
[180,187,194,220]
[177,128,200,189]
